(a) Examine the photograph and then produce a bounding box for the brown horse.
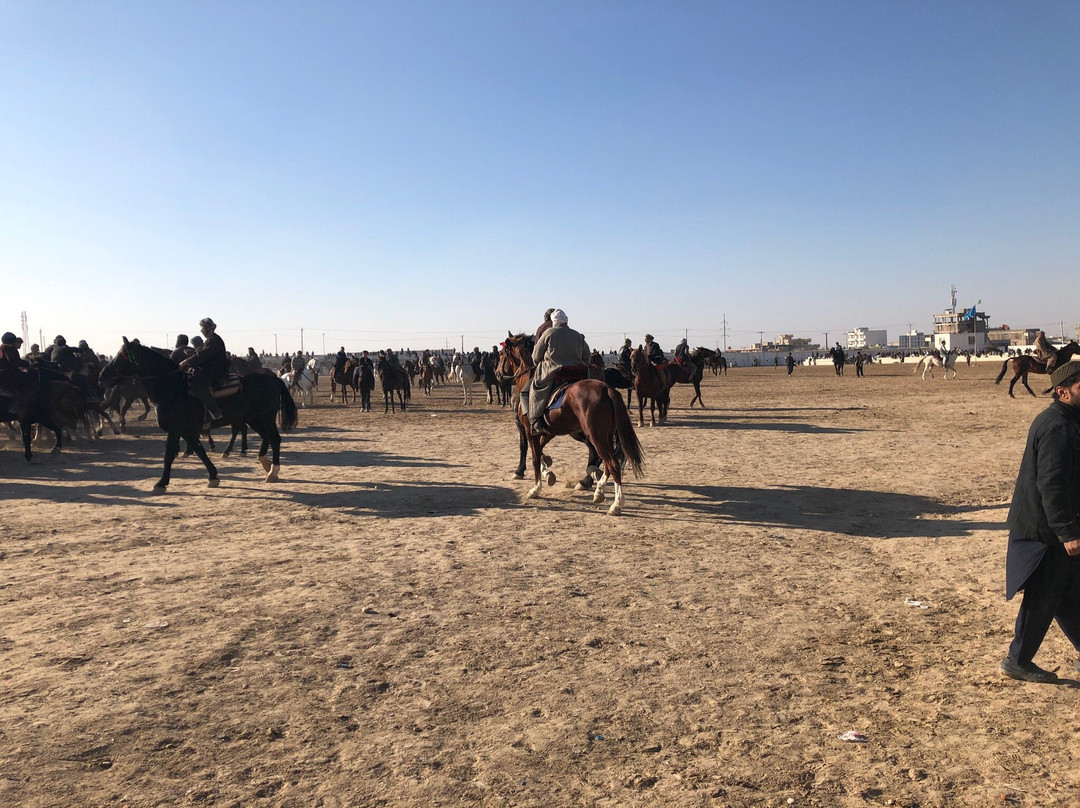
[995,355,1048,397]
[630,346,672,427]
[497,332,644,516]
[996,341,1080,397]
[330,358,357,404]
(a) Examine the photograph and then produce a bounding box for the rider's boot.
[191,380,223,420]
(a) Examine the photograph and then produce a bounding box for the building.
[933,306,989,352]
[985,326,1040,351]
[898,331,929,351]
[846,327,887,350]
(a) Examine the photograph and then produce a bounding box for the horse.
[0,366,66,460]
[451,352,480,405]
[417,362,434,396]
[669,347,715,408]
[996,341,1080,397]
[103,377,152,432]
[601,366,634,409]
[498,332,644,516]
[630,346,672,427]
[707,354,728,376]
[99,338,299,491]
[481,353,504,405]
[282,357,319,407]
[913,349,957,380]
[375,356,409,413]
[330,358,358,404]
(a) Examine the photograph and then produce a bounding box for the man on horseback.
[525,308,590,436]
[170,334,191,363]
[245,347,262,370]
[179,317,226,420]
[535,308,555,340]
[644,334,665,366]
[468,346,482,379]
[617,338,632,377]
[290,350,306,392]
[333,346,348,380]
[1034,330,1056,369]
[0,331,36,418]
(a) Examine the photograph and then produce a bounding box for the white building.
[847,327,887,349]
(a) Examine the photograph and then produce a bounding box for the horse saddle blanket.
[545,383,573,414]
[211,373,242,399]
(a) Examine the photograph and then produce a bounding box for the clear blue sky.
[2,1,1077,354]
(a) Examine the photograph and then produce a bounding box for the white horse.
[914,349,958,380]
[450,352,479,405]
[281,357,320,407]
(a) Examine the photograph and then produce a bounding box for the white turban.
[552,309,568,326]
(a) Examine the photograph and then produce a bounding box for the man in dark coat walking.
[1001,359,1080,682]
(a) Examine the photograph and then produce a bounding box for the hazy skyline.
[2,2,1077,355]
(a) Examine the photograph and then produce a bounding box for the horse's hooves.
[544,471,556,487]
[220,451,230,459]
[265,464,280,482]
[207,478,220,488]
[592,489,606,504]
[607,504,622,516]
[50,447,61,456]
[513,472,525,480]
[240,450,248,457]
[150,486,168,495]
[258,455,272,471]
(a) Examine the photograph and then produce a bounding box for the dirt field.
[2,359,1077,808]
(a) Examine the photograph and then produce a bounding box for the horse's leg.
[187,435,220,488]
[220,425,239,458]
[153,431,183,492]
[513,417,527,479]
[1019,374,1036,397]
[525,433,546,499]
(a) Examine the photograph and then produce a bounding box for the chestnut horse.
[996,341,1080,397]
[630,346,672,427]
[497,332,643,516]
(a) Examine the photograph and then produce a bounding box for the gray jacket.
[532,324,590,382]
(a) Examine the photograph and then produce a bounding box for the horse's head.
[496,332,533,381]
[630,346,644,372]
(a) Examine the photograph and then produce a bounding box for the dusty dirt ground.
[2,359,1079,808]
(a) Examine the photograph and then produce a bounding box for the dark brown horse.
[630,346,672,427]
[330,358,357,404]
[498,332,643,516]
[996,341,1080,397]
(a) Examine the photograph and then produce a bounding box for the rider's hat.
[1,332,16,345]
[544,308,555,318]
[644,333,654,341]
[54,335,66,345]
[1050,360,1080,389]
[199,317,216,330]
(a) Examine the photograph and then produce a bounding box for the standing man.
[525,309,590,435]
[1001,359,1080,682]
[786,352,796,377]
[617,338,632,378]
[179,318,227,420]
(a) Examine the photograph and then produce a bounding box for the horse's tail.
[278,377,299,431]
[994,359,1009,385]
[608,385,644,479]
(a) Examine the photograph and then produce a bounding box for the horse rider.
[290,350,307,391]
[673,337,697,379]
[468,346,482,378]
[617,338,633,378]
[333,346,348,380]
[178,317,227,420]
[170,334,191,363]
[0,331,36,418]
[1034,330,1056,370]
[644,334,665,366]
[421,348,432,367]
[190,335,204,351]
[24,343,41,363]
[535,308,555,340]
[245,347,262,370]
[524,308,590,436]
[385,348,400,368]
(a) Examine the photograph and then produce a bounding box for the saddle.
[210,373,242,399]
[541,366,589,418]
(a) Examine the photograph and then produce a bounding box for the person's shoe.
[206,404,223,421]
[1000,657,1057,683]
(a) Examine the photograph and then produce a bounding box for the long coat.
[185,332,229,383]
[1005,400,1080,599]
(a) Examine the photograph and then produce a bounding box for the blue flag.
[962,299,981,320]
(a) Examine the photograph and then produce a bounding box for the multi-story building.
[846,327,887,350]
[898,331,929,351]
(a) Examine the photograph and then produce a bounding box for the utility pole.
[758,331,764,366]
[300,328,304,353]
[1061,321,1067,342]
[824,332,829,350]
[274,334,278,355]
[722,313,728,351]
[322,333,326,355]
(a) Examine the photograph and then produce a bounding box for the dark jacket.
[185,332,229,383]
[1005,400,1080,599]
[646,341,665,365]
